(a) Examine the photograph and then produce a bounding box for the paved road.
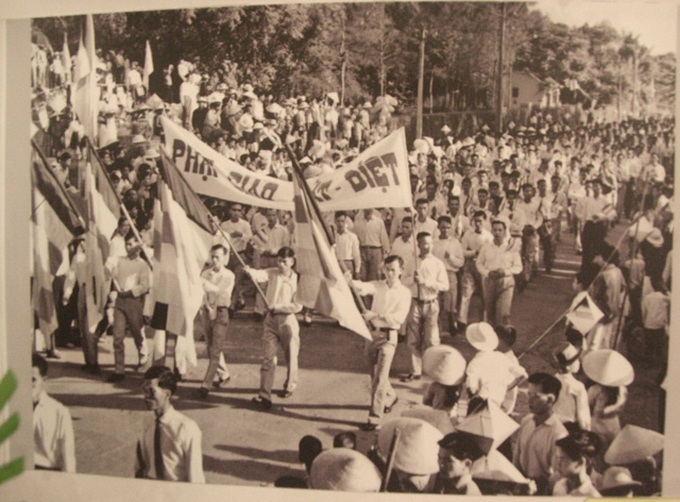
[42,219,663,486]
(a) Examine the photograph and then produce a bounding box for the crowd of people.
[31,47,673,496]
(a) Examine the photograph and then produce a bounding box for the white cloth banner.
[161,117,412,211]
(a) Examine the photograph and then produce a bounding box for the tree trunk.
[340,16,346,106]
[416,26,426,139]
[379,4,386,97]
[429,72,434,114]
[632,49,638,117]
[496,2,506,134]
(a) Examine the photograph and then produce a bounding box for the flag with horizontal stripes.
[150,154,215,366]
[292,169,371,341]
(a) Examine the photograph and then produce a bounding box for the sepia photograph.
[4,0,678,498]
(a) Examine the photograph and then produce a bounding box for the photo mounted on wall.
[26,0,673,496]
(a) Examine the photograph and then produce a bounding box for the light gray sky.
[532,0,678,55]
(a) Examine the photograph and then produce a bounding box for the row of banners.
[161,117,413,212]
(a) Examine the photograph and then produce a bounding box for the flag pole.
[284,144,371,317]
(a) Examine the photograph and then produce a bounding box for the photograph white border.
[1,0,679,499]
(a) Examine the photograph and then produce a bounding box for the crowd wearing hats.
[30,42,671,496]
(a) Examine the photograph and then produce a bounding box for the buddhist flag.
[292,169,371,341]
[31,143,85,336]
[566,291,604,335]
[143,40,154,90]
[82,160,117,331]
[150,153,215,366]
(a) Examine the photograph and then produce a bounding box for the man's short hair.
[32,353,48,377]
[415,198,428,207]
[401,216,413,225]
[477,187,489,195]
[527,372,562,400]
[437,215,452,225]
[334,211,347,219]
[384,254,404,268]
[298,435,322,464]
[438,431,484,462]
[416,231,432,241]
[473,210,487,220]
[124,230,138,242]
[211,243,228,255]
[143,366,177,395]
[448,195,460,203]
[277,246,296,259]
[489,181,500,188]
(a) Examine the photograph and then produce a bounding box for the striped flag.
[31,144,85,336]
[149,153,215,366]
[82,160,117,331]
[292,169,371,341]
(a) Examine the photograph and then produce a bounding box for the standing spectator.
[551,342,591,430]
[135,366,205,482]
[32,354,76,473]
[218,203,252,311]
[458,211,493,329]
[641,277,670,373]
[512,372,568,495]
[353,208,390,281]
[432,215,464,334]
[475,217,522,326]
[334,211,361,279]
[401,232,449,382]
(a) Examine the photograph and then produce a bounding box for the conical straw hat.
[604,424,664,465]
[582,350,634,386]
[423,345,466,385]
[401,406,455,435]
[310,448,382,492]
[377,417,442,475]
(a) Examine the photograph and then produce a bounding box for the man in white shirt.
[350,255,412,431]
[433,216,465,335]
[458,212,493,329]
[580,178,616,266]
[136,366,205,482]
[401,232,449,381]
[245,247,303,408]
[413,197,439,237]
[353,208,390,281]
[108,232,151,382]
[334,211,361,279]
[447,196,470,240]
[476,217,523,326]
[218,203,252,311]
[390,216,416,273]
[33,354,76,472]
[253,208,291,316]
[197,245,235,399]
[642,152,666,184]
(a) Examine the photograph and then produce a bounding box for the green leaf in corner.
[0,370,24,484]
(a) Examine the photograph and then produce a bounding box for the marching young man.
[349,255,412,431]
[245,247,302,409]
